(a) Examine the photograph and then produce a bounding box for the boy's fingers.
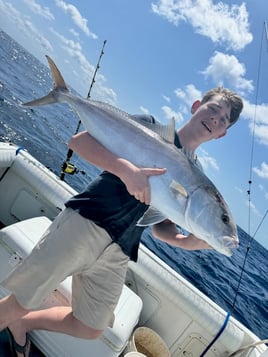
[143,168,167,176]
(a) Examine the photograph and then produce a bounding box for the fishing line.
[202,22,268,357]
[230,21,268,313]
[230,209,268,313]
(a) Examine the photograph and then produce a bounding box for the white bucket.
[125,353,146,357]
[125,327,170,357]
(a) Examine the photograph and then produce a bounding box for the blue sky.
[0,0,268,248]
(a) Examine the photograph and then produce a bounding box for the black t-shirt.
[65,172,148,261]
[65,115,182,261]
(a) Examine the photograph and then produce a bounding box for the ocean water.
[0,29,267,343]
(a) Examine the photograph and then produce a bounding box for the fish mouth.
[223,235,239,249]
[201,121,212,133]
[211,235,239,257]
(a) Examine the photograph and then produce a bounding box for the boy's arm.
[152,219,212,250]
[68,131,166,204]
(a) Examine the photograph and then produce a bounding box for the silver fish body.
[23,55,239,256]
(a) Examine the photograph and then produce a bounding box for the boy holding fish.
[0,86,243,357]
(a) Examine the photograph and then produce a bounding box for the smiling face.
[191,94,232,142]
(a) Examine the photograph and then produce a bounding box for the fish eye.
[222,213,230,224]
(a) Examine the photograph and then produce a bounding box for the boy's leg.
[0,209,129,354]
[0,295,103,357]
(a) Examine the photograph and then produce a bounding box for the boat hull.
[0,142,267,356]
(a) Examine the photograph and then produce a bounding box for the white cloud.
[246,199,261,218]
[259,184,264,191]
[49,28,116,103]
[174,84,202,116]
[258,185,268,200]
[50,28,83,53]
[162,94,170,103]
[151,0,252,51]
[24,21,53,51]
[69,28,80,38]
[198,148,219,172]
[243,101,268,126]
[161,105,184,122]
[23,0,54,20]
[202,52,254,94]
[140,106,150,114]
[235,186,244,194]
[242,99,268,146]
[0,1,53,52]
[55,0,97,39]
[49,28,94,80]
[253,124,268,146]
[253,162,268,179]
[174,84,202,106]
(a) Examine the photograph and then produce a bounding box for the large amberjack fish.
[22,55,239,256]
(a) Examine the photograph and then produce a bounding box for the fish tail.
[22,55,69,107]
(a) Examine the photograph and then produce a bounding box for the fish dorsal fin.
[170,180,188,198]
[139,117,176,144]
[137,207,167,226]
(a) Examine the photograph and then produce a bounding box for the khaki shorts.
[2,208,129,330]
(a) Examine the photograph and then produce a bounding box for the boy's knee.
[73,316,103,340]
[86,327,103,340]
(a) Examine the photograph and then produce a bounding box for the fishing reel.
[61,161,78,175]
[61,160,86,179]
[60,151,86,181]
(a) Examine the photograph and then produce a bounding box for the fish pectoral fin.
[170,180,188,198]
[137,207,167,226]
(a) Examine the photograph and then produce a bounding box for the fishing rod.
[60,39,107,181]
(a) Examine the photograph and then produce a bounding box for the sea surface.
[0,29,267,343]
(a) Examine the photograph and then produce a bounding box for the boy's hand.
[120,163,166,204]
[185,234,212,250]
